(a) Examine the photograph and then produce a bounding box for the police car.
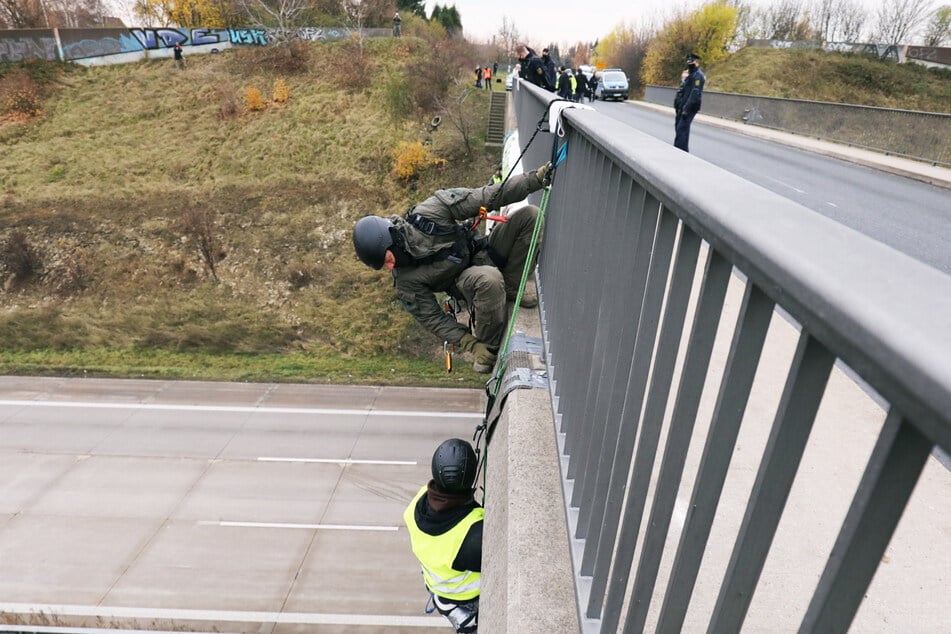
[594,68,629,101]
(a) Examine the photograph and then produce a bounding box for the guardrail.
[644,85,951,167]
[513,80,951,633]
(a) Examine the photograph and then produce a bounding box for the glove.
[458,333,480,352]
[459,334,497,364]
[534,161,553,186]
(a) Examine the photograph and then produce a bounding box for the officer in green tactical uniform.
[352,163,551,373]
[404,438,483,633]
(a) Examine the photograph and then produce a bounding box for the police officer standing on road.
[674,53,705,152]
[404,438,483,633]
[352,163,551,373]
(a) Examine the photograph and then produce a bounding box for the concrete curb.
[481,295,581,634]
[628,100,951,190]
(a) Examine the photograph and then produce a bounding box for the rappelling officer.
[352,163,551,373]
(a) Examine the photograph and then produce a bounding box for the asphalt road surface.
[0,377,484,633]
[590,99,951,276]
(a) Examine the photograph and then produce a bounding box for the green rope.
[474,185,552,506]
[490,184,551,397]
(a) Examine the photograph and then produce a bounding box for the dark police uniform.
[519,48,553,91]
[674,65,705,152]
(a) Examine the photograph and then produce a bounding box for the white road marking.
[826,201,838,207]
[0,603,445,627]
[258,456,417,465]
[199,520,400,531]
[765,175,805,193]
[0,399,482,419]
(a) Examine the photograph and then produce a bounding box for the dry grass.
[706,48,951,113]
[0,37,496,385]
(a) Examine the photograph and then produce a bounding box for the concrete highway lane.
[589,99,951,276]
[0,377,484,633]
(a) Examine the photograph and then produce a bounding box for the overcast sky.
[435,0,898,47]
[102,0,914,46]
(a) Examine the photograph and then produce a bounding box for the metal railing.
[513,81,951,632]
[644,85,951,166]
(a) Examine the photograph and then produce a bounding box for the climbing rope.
[471,98,575,503]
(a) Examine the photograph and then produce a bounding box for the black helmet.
[431,438,477,493]
[353,216,394,270]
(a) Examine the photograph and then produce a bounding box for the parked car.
[594,69,629,101]
[505,73,515,91]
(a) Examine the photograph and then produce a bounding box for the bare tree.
[811,0,868,42]
[923,4,951,44]
[873,0,935,44]
[0,0,47,27]
[731,1,761,43]
[762,0,814,40]
[838,0,868,41]
[495,16,521,59]
[343,0,368,55]
[44,0,109,27]
[236,0,309,43]
[434,82,476,156]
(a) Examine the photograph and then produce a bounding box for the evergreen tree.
[433,4,461,34]
[397,0,427,18]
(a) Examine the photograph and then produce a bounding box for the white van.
[594,68,629,101]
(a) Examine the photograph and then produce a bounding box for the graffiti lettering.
[295,27,326,41]
[131,28,187,49]
[191,28,225,46]
[289,27,351,42]
[0,36,58,62]
[63,37,124,60]
[229,29,268,46]
[905,46,951,66]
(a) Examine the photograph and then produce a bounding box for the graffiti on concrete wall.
[230,28,268,46]
[0,25,390,63]
[59,29,144,60]
[292,27,352,41]
[57,27,268,60]
[0,27,270,62]
[0,29,58,62]
[905,46,951,66]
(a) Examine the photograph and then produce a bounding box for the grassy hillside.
[0,37,500,386]
[2,43,946,386]
[702,48,951,113]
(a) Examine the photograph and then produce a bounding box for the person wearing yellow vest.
[489,164,503,186]
[404,438,483,633]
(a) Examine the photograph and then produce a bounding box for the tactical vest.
[391,209,478,267]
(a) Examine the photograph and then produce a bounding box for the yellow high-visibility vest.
[403,486,483,600]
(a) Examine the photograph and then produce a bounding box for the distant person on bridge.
[515,44,553,91]
[674,53,705,152]
[393,11,401,37]
[352,163,552,372]
[404,438,483,633]
[541,48,557,91]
